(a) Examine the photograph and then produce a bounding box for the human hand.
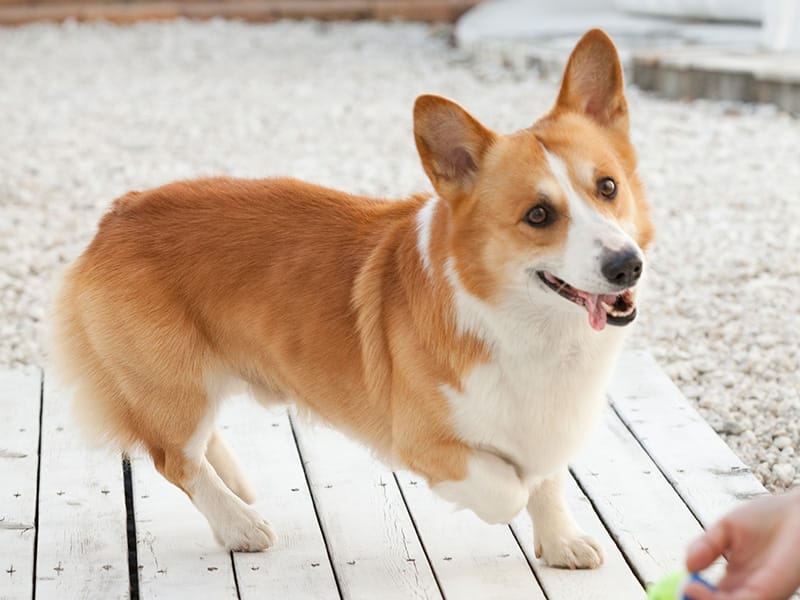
[684,489,800,600]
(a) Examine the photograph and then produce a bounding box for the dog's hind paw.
[213,508,276,552]
[535,532,603,569]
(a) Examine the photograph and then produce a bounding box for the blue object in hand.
[647,571,717,599]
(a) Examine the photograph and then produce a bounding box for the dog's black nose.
[601,249,642,287]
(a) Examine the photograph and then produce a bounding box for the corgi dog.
[50,29,652,569]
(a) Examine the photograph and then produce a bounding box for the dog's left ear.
[414,94,496,206]
[553,29,628,134]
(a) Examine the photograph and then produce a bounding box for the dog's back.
[51,178,413,447]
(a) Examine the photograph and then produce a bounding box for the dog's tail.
[48,259,139,449]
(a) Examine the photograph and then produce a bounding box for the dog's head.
[414,29,653,332]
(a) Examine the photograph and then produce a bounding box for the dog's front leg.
[528,471,603,569]
[428,448,530,524]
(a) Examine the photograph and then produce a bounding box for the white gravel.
[1,20,798,492]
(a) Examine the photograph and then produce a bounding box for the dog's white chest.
[443,325,626,479]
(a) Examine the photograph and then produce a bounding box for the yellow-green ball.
[647,571,687,600]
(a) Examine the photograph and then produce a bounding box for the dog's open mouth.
[537,271,637,331]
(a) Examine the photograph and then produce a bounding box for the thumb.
[686,521,730,572]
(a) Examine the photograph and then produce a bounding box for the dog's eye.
[597,177,617,200]
[523,204,552,227]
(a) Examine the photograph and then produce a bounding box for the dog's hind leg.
[147,395,275,552]
[206,429,257,505]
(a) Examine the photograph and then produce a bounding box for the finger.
[687,587,748,600]
[724,590,769,600]
[684,584,762,600]
[716,570,750,593]
[686,521,730,572]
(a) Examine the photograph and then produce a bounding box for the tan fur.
[50,28,653,554]
[51,178,485,490]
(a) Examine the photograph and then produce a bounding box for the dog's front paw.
[463,477,529,524]
[213,507,276,552]
[535,531,603,569]
[432,450,529,524]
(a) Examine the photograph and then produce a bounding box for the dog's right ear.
[414,95,495,206]
[553,29,628,134]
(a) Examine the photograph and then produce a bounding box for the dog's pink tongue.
[576,291,608,331]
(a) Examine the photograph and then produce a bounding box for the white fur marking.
[436,148,643,535]
[443,257,497,343]
[416,196,438,277]
[541,147,643,292]
[186,460,275,551]
[188,371,245,459]
[184,406,217,460]
[440,243,629,480]
[432,450,529,524]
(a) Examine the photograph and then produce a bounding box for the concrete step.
[456,0,800,114]
[633,47,800,114]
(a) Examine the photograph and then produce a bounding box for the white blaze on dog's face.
[414,29,653,332]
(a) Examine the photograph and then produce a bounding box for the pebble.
[719,420,746,436]
[773,463,795,487]
[0,20,798,493]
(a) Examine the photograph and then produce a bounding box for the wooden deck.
[0,0,480,26]
[1,350,767,600]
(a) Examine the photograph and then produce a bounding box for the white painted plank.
[35,378,129,598]
[394,470,546,600]
[609,349,767,526]
[220,399,339,600]
[291,417,441,600]
[511,476,646,600]
[0,368,41,600]
[131,456,238,599]
[571,409,718,587]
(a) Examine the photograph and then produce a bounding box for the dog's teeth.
[603,300,635,317]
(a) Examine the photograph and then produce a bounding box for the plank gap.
[30,370,43,600]
[229,550,242,600]
[123,457,140,600]
[608,350,767,530]
[287,413,344,600]
[568,465,647,590]
[507,523,550,600]
[608,398,706,533]
[390,471,446,599]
